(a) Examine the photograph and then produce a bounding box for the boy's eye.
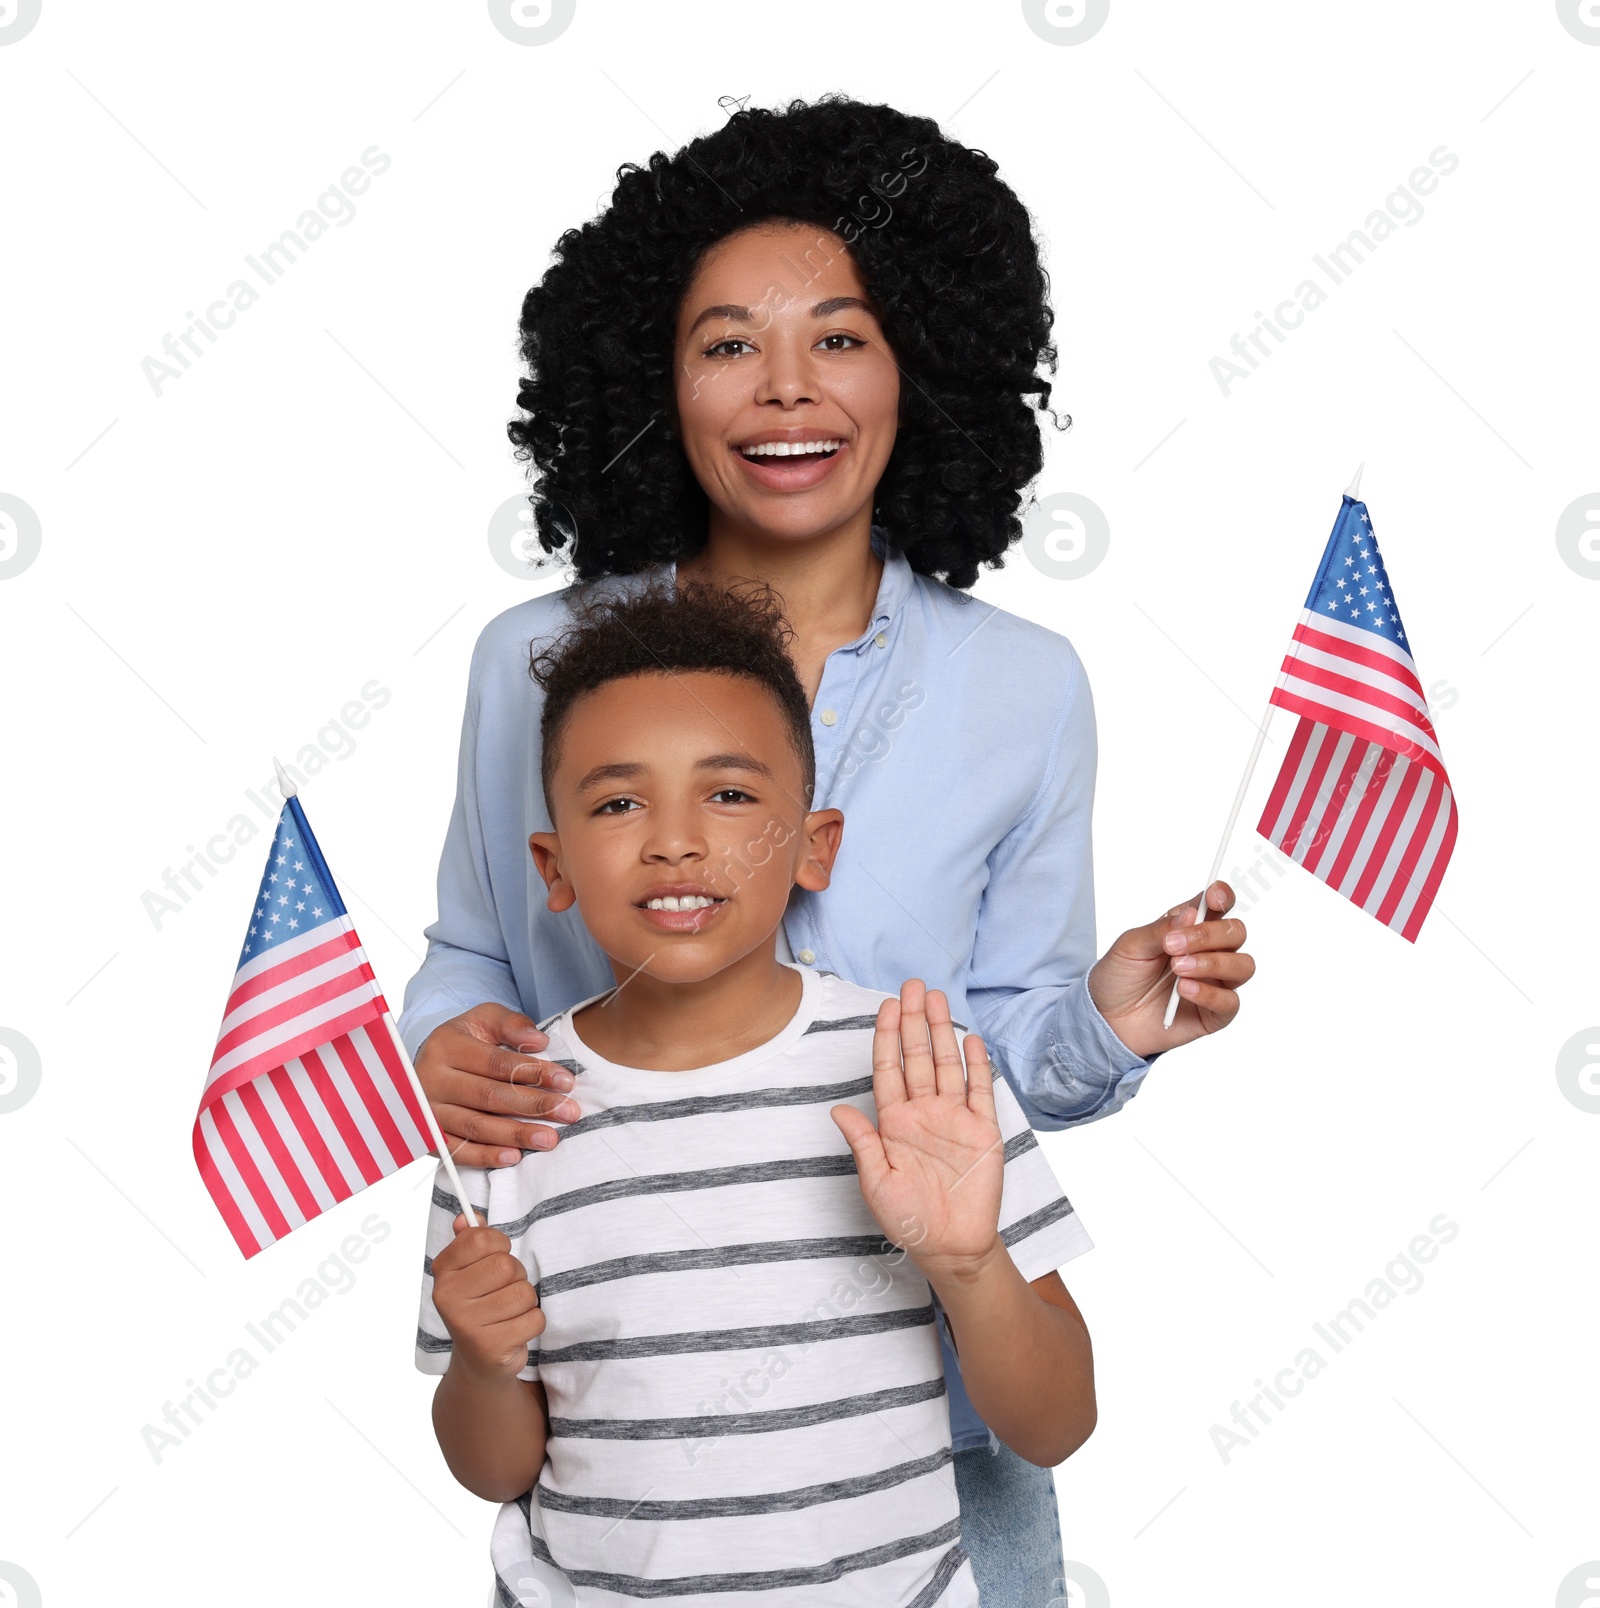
[594,797,640,815]
[709,788,753,804]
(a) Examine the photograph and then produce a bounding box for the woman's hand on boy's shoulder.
[1088,879,1256,1058]
[416,1003,583,1168]
[830,980,1007,1285]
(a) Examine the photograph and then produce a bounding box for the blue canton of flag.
[240,800,344,967]
[1304,501,1409,647]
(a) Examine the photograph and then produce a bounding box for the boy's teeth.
[646,895,718,910]
[738,440,841,458]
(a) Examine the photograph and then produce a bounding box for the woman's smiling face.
[671,221,901,545]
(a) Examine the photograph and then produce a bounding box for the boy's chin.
[604,934,783,988]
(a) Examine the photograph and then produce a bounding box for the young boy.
[414,581,1097,1606]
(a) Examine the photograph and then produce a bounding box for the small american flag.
[1254,492,1458,941]
[193,795,435,1257]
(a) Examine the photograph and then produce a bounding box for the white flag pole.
[1157,465,1363,1031]
[274,759,481,1230]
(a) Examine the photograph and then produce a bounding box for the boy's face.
[530,671,843,986]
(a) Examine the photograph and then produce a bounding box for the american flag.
[193,796,434,1258]
[1254,493,1458,941]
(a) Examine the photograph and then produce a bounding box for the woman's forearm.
[926,1241,1096,1467]
[432,1364,549,1502]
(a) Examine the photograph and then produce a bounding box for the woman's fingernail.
[1164,932,1187,953]
[1179,978,1200,996]
[551,1070,575,1090]
[496,1149,520,1166]
[1172,954,1197,972]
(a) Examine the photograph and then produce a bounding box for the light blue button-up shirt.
[398,529,1155,1451]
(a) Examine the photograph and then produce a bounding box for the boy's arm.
[428,1215,550,1502]
[930,1260,1095,1467]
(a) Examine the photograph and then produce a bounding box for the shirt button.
[819,709,837,726]
[797,948,816,964]
[874,631,887,648]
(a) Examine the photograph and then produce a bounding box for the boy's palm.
[831,981,1004,1275]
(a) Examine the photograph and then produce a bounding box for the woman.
[402,94,1254,1603]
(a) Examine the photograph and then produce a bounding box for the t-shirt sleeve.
[990,1066,1093,1284]
[414,1157,542,1382]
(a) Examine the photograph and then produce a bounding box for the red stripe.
[1400,793,1457,942]
[1291,621,1426,704]
[304,1040,384,1185]
[335,1031,412,1171]
[1322,745,1401,892]
[1270,688,1446,786]
[1279,655,1439,748]
[223,930,361,1016]
[193,1122,261,1258]
[1375,771,1441,929]
[1257,717,1315,844]
[235,1078,319,1225]
[209,1096,291,1246]
[371,1021,432,1146]
[1349,757,1424,908]
[267,1065,355,1204]
[205,999,387,1107]
[1301,739,1370,875]
[213,964,376,1064]
[1280,726,1337,857]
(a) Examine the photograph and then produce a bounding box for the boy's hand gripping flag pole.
[192,760,479,1258]
[1160,465,1459,1028]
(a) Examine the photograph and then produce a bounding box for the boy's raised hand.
[831,980,1005,1282]
[430,1215,546,1383]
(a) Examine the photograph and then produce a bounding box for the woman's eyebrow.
[685,296,875,336]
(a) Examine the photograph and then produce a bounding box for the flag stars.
[269,913,281,925]
[312,906,325,918]
[288,918,299,930]
[295,900,306,912]
[277,894,289,907]
[1359,585,1370,596]
[1327,600,1339,610]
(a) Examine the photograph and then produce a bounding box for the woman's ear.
[792,809,844,894]
[529,831,576,913]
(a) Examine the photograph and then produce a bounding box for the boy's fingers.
[872,998,907,1110]
[435,1223,509,1271]
[961,1034,998,1126]
[924,989,965,1099]
[831,1104,889,1198]
[898,979,936,1098]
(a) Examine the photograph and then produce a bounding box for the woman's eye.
[817,333,865,351]
[703,338,754,359]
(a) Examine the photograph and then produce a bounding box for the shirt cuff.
[1016,975,1157,1129]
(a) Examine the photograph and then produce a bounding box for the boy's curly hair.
[509,92,1065,591]
[530,579,816,810]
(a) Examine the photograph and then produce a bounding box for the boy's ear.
[792,808,844,894]
[529,831,576,914]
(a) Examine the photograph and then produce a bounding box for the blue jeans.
[953,1439,1066,1605]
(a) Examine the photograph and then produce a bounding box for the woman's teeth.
[737,440,841,458]
[644,895,721,910]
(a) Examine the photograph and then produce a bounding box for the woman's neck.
[680,508,884,704]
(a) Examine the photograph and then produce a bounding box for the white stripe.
[1263,723,1328,845]
[219,946,373,1040]
[1275,672,1444,768]
[348,1025,429,1161]
[1288,730,1355,867]
[206,979,382,1088]
[230,916,356,989]
[1362,767,1435,921]
[313,1039,401,1174]
[283,1056,368,1194]
[198,1105,276,1253]
[1305,741,1384,878]
[221,1088,308,1233]
[1335,754,1410,900]
[257,1071,339,1213]
[1388,784,1454,932]
[1295,608,1421,676]
[1280,638,1431,722]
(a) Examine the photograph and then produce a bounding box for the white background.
[1,2,1595,1605]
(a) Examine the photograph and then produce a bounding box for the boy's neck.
[571,943,804,1072]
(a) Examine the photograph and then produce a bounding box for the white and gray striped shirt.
[416,966,1092,1606]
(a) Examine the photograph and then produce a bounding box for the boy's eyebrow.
[686,296,875,336]
[574,760,645,791]
[573,753,773,789]
[696,752,774,780]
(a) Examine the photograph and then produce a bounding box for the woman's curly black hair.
[530,577,815,809]
[509,93,1067,591]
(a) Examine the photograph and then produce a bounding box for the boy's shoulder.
[806,967,895,1027]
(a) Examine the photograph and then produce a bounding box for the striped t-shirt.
[415,965,1092,1606]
